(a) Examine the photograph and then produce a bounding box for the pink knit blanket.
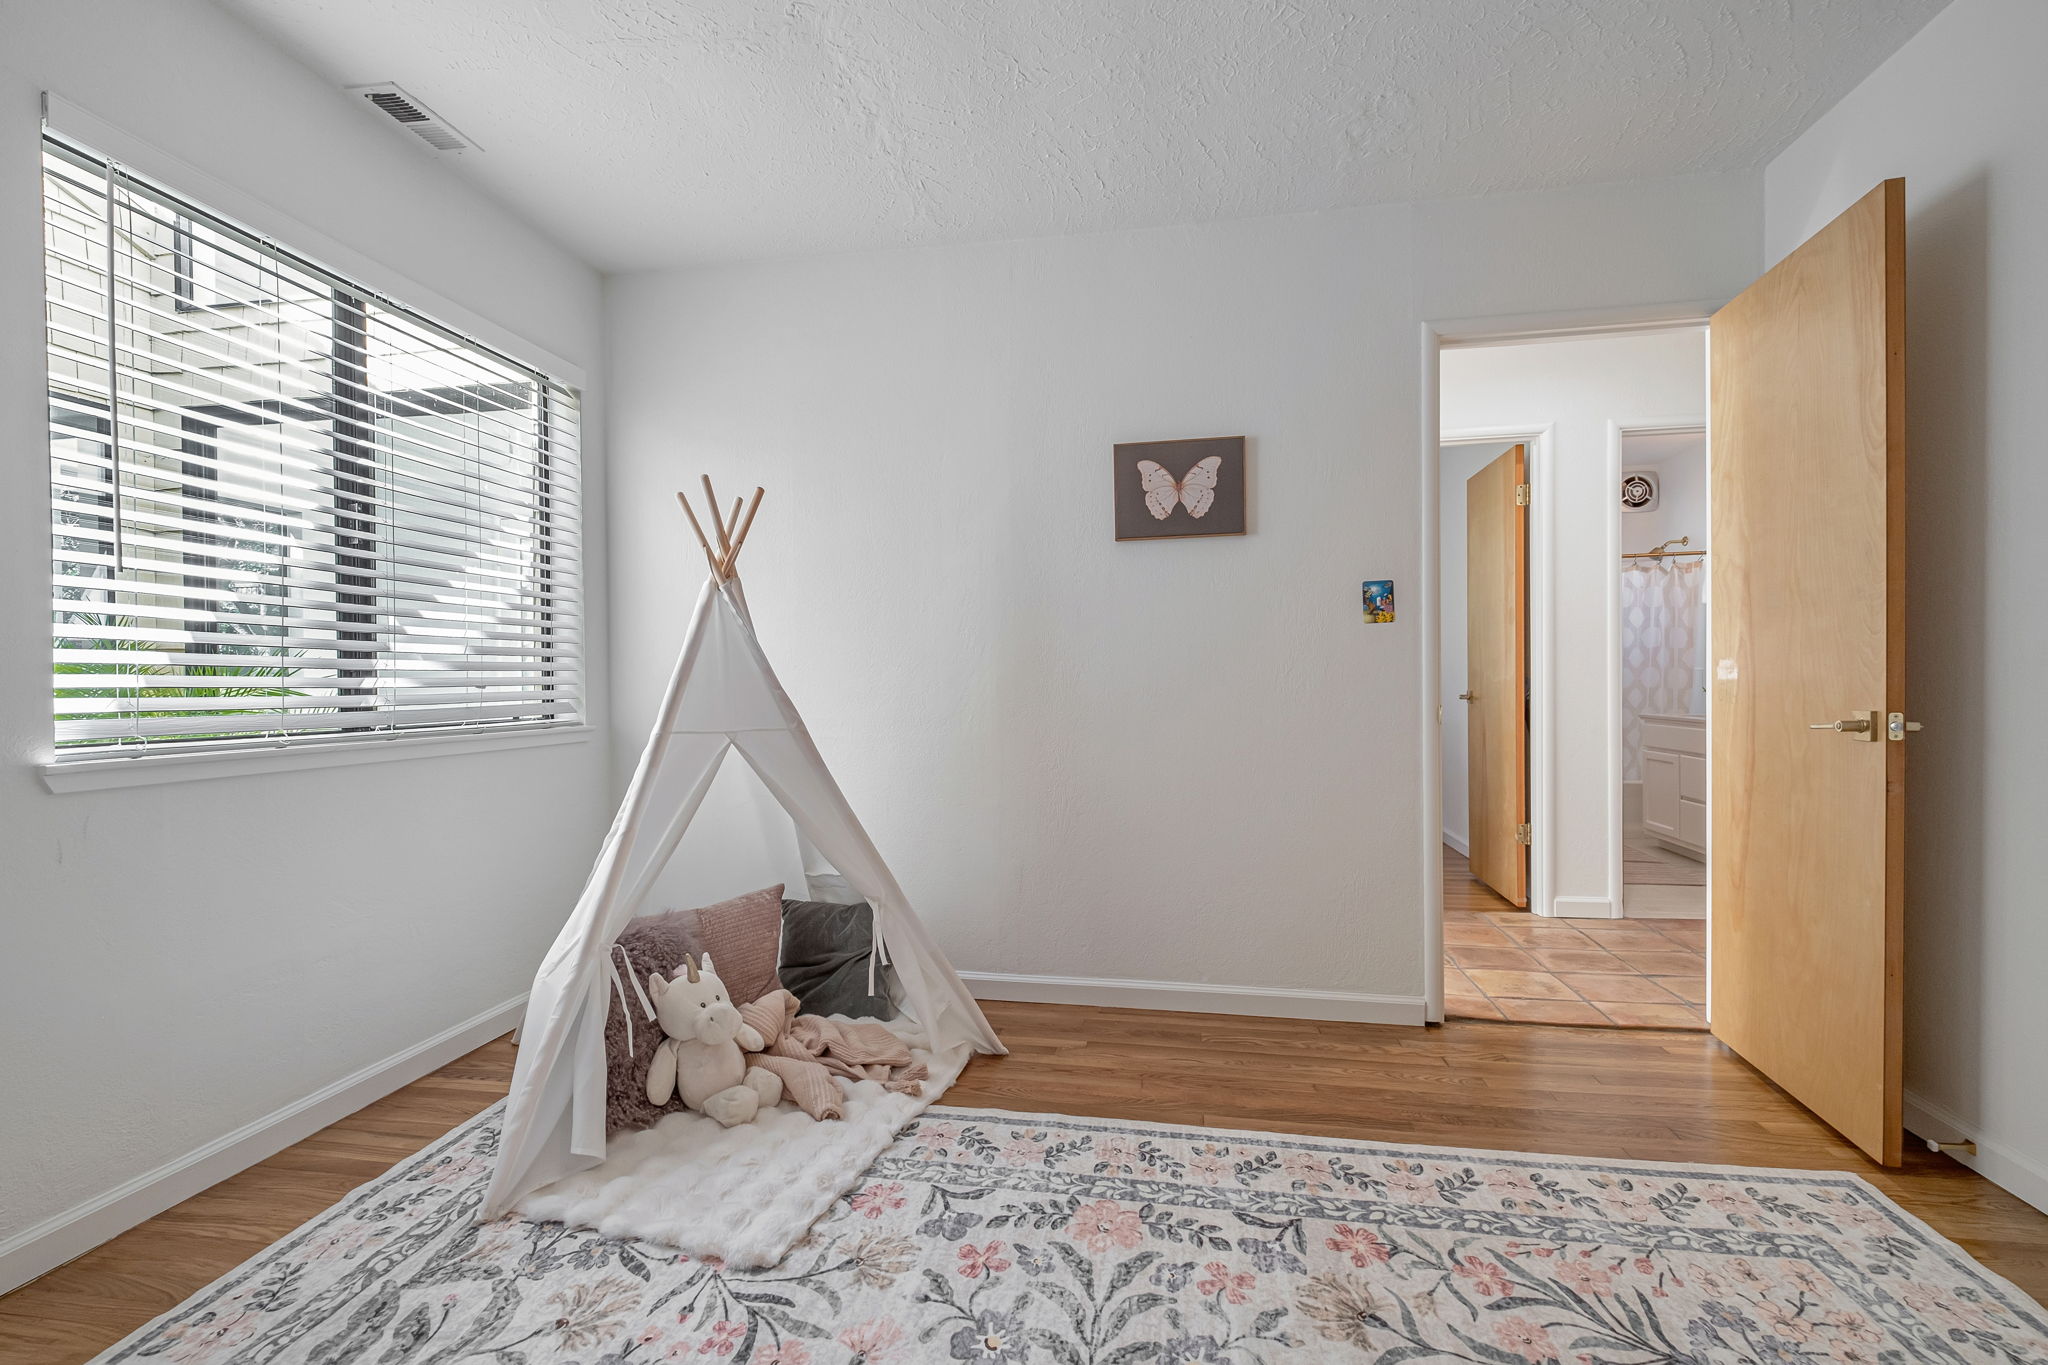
[739,989,928,1121]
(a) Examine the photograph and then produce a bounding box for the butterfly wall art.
[1112,436,1247,540]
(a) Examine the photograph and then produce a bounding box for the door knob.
[1458,692,1476,702]
[1809,711,1881,741]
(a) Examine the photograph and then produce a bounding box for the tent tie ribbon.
[867,902,894,995]
[607,942,657,1053]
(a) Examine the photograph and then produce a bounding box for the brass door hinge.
[1515,483,1531,507]
[1515,822,1532,846]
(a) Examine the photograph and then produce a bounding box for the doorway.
[1618,426,1709,924]
[1424,179,1909,1166]
[1436,329,1709,1029]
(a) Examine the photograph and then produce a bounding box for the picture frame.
[1112,436,1247,541]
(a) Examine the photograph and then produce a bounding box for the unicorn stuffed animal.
[644,952,784,1126]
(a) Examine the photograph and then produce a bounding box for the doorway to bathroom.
[1437,328,1710,1029]
[1618,427,1709,925]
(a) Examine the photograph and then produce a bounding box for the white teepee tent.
[480,483,1003,1222]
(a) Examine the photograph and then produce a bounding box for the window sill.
[38,725,597,794]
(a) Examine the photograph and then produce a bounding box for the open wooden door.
[1710,180,1906,1165]
[1464,444,1529,907]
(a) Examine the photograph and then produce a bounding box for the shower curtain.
[1621,559,1703,782]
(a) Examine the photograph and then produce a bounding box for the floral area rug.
[94,1104,2048,1364]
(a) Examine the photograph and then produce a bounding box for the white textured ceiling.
[217,0,1949,272]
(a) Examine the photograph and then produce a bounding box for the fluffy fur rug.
[517,1029,969,1268]
[89,1105,2048,1364]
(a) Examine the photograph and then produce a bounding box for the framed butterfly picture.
[1113,435,1247,541]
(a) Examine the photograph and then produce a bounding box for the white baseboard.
[1546,895,1618,919]
[961,971,1425,1025]
[1619,885,1708,919]
[1442,830,1470,857]
[0,995,525,1296]
[1903,1090,2048,1217]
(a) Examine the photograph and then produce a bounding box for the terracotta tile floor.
[1444,847,1707,1029]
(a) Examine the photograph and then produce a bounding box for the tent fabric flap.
[480,576,1003,1221]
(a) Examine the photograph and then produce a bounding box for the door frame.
[1419,307,1719,1023]
[1608,416,1710,926]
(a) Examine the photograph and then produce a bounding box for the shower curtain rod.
[1624,534,1707,560]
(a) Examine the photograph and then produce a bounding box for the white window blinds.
[43,133,582,758]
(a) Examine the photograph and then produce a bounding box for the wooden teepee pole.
[675,491,726,580]
[701,475,734,563]
[721,487,765,576]
[724,496,745,554]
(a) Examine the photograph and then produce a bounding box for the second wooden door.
[1465,444,1529,907]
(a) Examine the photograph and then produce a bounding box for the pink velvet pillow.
[682,884,785,1005]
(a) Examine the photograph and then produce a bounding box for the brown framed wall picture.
[1113,436,1247,540]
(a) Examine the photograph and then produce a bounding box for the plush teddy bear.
[644,952,785,1126]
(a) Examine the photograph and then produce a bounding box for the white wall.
[1765,0,2048,1212]
[1621,432,1708,556]
[1439,332,1707,913]
[0,0,609,1279]
[605,176,1756,1018]
[1436,441,1515,854]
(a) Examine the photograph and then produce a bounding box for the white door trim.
[1420,331,1445,1022]
[1419,310,1718,1023]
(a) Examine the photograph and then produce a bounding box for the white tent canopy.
[480,486,1003,1222]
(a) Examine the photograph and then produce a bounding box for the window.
[42,133,582,761]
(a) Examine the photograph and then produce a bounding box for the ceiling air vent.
[347,83,477,154]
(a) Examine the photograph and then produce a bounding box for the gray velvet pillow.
[779,899,894,1020]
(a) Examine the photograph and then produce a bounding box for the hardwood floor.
[0,1043,513,1365]
[6,1002,2046,1363]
